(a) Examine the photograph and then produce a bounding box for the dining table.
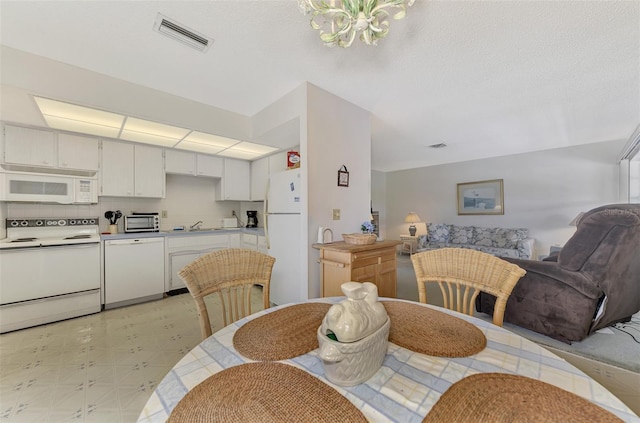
[137,297,639,422]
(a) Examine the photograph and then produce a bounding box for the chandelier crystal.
[298,0,415,48]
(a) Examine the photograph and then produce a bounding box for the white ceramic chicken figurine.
[320,282,388,343]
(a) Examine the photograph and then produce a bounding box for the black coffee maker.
[246,210,258,228]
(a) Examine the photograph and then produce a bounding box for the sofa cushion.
[473,227,495,247]
[450,225,474,244]
[427,223,450,243]
[492,228,528,249]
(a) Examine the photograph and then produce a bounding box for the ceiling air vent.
[153,13,212,53]
[429,143,447,149]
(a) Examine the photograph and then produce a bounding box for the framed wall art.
[457,179,504,215]
[338,165,349,187]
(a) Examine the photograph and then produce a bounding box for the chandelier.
[298,0,415,48]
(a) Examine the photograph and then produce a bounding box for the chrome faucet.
[190,220,203,230]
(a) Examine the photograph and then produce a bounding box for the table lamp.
[404,212,421,236]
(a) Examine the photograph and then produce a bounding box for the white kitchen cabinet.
[196,154,223,177]
[134,145,165,197]
[258,235,267,254]
[242,233,258,250]
[100,141,165,198]
[165,150,223,178]
[100,141,134,196]
[3,124,56,168]
[165,149,196,175]
[241,233,267,254]
[229,233,241,248]
[58,133,99,172]
[216,158,250,201]
[268,150,291,175]
[165,233,231,291]
[104,237,165,308]
[250,156,269,201]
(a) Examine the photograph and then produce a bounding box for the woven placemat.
[423,373,623,423]
[233,303,332,361]
[168,362,367,423]
[382,301,487,357]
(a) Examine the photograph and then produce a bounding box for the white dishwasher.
[104,237,165,309]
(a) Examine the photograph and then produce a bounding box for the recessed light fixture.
[33,96,279,160]
[428,143,447,149]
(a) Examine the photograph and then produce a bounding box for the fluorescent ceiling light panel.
[231,142,279,155]
[217,149,263,160]
[121,117,189,147]
[31,96,281,159]
[218,142,279,160]
[175,140,226,155]
[182,131,239,148]
[34,96,124,137]
[41,116,122,138]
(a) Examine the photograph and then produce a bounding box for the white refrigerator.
[264,169,303,306]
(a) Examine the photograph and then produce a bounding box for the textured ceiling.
[0,0,638,172]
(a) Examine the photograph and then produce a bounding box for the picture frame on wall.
[457,179,504,215]
[338,165,349,187]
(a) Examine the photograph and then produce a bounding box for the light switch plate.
[161,210,168,218]
[332,209,340,220]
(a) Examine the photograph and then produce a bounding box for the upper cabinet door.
[4,125,56,168]
[250,156,269,201]
[217,158,250,201]
[134,145,165,198]
[100,141,135,197]
[196,154,223,178]
[165,149,196,175]
[58,133,99,172]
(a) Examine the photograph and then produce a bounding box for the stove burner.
[64,235,92,240]
[11,238,37,243]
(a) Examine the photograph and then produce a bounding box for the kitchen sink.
[187,228,217,232]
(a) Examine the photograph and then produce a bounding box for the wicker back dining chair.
[411,248,526,326]
[178,248,276,339]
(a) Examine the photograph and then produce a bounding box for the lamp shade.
[404,212,421,224]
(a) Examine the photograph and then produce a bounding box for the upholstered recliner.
[477,203,640,343]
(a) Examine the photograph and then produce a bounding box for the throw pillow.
[427,223,450,243]
[450,225,474,244]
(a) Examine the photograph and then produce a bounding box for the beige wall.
[381,139,625,256]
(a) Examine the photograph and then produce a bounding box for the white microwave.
[0,170,98,204]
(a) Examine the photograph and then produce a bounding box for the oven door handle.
[0,243,100,252]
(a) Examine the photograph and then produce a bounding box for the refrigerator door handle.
[264,177,270,250]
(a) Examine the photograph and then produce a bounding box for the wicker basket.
[343,233,377,245]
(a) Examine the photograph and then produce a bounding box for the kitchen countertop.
[100,227,264,240]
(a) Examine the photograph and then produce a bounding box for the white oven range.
[0,217,101,333]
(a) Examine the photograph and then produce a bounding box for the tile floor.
[0,291,265,423]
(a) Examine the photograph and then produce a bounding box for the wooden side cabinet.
[313,240,402,298]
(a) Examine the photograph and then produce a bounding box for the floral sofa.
[416,223,535,259]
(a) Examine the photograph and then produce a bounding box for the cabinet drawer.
[352,250,396,269]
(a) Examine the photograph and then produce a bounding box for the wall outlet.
[232,210,236,216]
[161,210,168,218]
[332,209,340,220]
